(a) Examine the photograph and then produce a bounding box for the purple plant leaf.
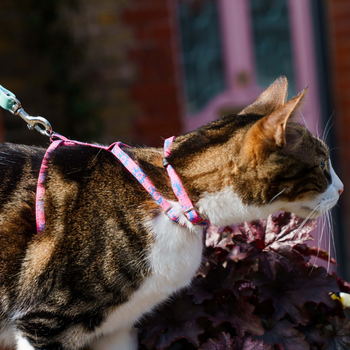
[190,264,237,304]
[206,226,239,249]
[206,225,225,248]
[266,212,315,239]
[323,316,350,349]
[255,320,309,350]
[300,324,327,347]
[233,335,273,350]
[265,213,316,250]
[208,298,264,337]
[238,220,267,244]
[200,332,234,350]
[293,245,338,265]
[275,244,309,266]
[257,266,339,325]
[258,250,296,280]
[338,276,350,294]
[138,295,205,349]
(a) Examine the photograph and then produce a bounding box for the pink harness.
[36,134,209,233]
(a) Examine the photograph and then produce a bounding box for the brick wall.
[328,0,350,279]
[328,0,350,273]
[123,0,183,147]
[65,0,138,144]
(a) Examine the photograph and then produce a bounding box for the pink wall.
[288,0,321,137]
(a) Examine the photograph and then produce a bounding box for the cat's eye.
[320,161,326,170]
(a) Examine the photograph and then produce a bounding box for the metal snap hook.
[16,107,53,137]
[0,85,53,138]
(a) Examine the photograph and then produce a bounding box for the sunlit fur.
[0,77,343,350]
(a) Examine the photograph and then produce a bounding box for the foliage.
[138,212,350,350]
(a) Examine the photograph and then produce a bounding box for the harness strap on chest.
[164,137,209,226]
[36,134,209,234]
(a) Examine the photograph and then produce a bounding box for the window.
[178,0,225,114]
[250,0,296,96]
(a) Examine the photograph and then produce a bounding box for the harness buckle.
[162,158,169,167]
[183,207,207,226]
[164,205,172,214]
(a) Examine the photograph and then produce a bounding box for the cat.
[0,76,343,350]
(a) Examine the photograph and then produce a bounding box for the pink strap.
[164,137,209,226]
[36,139,63,233]
[36,134,194,234]
[109,143,180,224]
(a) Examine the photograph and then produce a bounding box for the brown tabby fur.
[0,77,336,349]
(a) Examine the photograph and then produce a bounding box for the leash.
[0,85,209,233]
[0,85,52,137]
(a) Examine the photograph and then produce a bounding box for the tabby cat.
[0,77,343,350]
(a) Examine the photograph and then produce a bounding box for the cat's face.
[237,122,343,220]
[235,77,343,220]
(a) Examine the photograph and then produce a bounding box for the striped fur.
[0,77,343,349]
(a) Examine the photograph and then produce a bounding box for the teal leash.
[0,85,52,137]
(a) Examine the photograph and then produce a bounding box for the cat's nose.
[338,186,344,196]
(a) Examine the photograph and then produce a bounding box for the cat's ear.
[238,76,288,116]
[251,87,308,148]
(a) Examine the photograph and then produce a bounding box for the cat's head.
[178,76,344,226]
[233,76,343,221]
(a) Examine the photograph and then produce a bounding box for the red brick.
[136,24,172,41]
[330,1,350,19]
[123,7,169,24]
[133,114,182,147]
[335,46,350,59]
[142,102,180,116]
[122,0,182,147]
[334,53,350,70]
[139,58,176,83]
[132,83,176,98]
[133,117,181,145]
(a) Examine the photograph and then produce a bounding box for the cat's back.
[0,143,44,225]
[0,143,44,314]
[0,142,44,204]
[0,142,44,228]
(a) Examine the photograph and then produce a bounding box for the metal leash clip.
[0,85,52,138]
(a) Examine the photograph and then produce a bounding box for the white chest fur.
[90,204,203,341]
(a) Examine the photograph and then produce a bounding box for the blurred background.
[0,0,349,278]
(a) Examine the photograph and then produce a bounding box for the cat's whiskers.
[308,204,336,275]
[323,123,334,143]
[322,111,335,142]
[327,211,332,273]
[319,209,332,274]
[329,210,337,263]
[325,209,336,274]
[299,110,309,131]
[309,207,327,276]
[269,188,286,205]
[317,210,327,262]
[297,201,324,235]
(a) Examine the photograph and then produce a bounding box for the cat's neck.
[164,116,252,200]
[130,116,277,227]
